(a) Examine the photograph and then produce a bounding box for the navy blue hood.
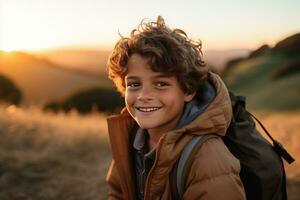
[176,80,216,129]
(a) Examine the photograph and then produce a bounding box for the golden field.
[0,104,299,199]
[0,105,110,200]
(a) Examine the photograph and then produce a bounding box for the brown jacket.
[106,73,246,200]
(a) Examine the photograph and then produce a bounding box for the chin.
[136,121,156,130]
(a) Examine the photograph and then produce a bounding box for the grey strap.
[176,135,217,199]
[176,136,203,198]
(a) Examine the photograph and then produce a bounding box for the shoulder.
[183,137,246,199]
[188,136,240,180]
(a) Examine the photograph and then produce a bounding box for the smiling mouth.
[135,107,162,112]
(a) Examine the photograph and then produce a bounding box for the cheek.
[125,91,135,108]
[161,91,185,106]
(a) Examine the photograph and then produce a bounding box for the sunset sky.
[0,0,299,52]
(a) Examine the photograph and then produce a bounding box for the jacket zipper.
[144,136,165,200]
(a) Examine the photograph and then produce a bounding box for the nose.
[137,86,153,102]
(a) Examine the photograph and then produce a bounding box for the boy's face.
[125,54,195,135]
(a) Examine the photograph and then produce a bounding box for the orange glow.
[1,0,299,52]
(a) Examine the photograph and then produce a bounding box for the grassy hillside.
[223,53,300,111]
[0,104,110,200]
[0,51,113,106]
[222,33,300,112]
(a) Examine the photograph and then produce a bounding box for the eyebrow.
[125,75,138,80]
[125,74,171,80]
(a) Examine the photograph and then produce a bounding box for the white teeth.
[136,107,161,112]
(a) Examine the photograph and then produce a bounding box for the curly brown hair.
[107,16,209,95]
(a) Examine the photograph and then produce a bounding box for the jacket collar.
[106,111,136,199]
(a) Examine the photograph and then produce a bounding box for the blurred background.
[0,0,299,199]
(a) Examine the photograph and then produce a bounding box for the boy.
[106,16,245,199]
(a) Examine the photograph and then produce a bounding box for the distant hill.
[0,51,113,106]
[203,49,250,70]
[34,49,111,75]
[222,33,300,111]
[33,48,250,74]
[273,33,300,55]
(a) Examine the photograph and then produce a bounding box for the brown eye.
[155,81,169,88]
[127,82,140,89]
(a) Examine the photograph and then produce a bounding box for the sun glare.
[0,41,50,52]
[0,44,22,52]
[0,2,77,53]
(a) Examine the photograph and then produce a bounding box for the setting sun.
[0,1,96,52]
[0,38,60,52]
[0,39,48,52]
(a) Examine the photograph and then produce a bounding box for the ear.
[184,91,196,102]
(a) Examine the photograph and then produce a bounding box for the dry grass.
[0,104,299,199]
[255,111,300,200]
[0,104,110,200]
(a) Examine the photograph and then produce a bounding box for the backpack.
[170,92,295,200]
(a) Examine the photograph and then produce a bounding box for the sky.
[0,0,299,52]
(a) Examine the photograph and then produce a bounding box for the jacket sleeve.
[106,160,124,200]
[183,138,246,200]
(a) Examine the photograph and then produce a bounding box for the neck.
[147,130,164,150]
[146,115,182,150]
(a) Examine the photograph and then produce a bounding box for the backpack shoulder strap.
[171,134,218,200]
